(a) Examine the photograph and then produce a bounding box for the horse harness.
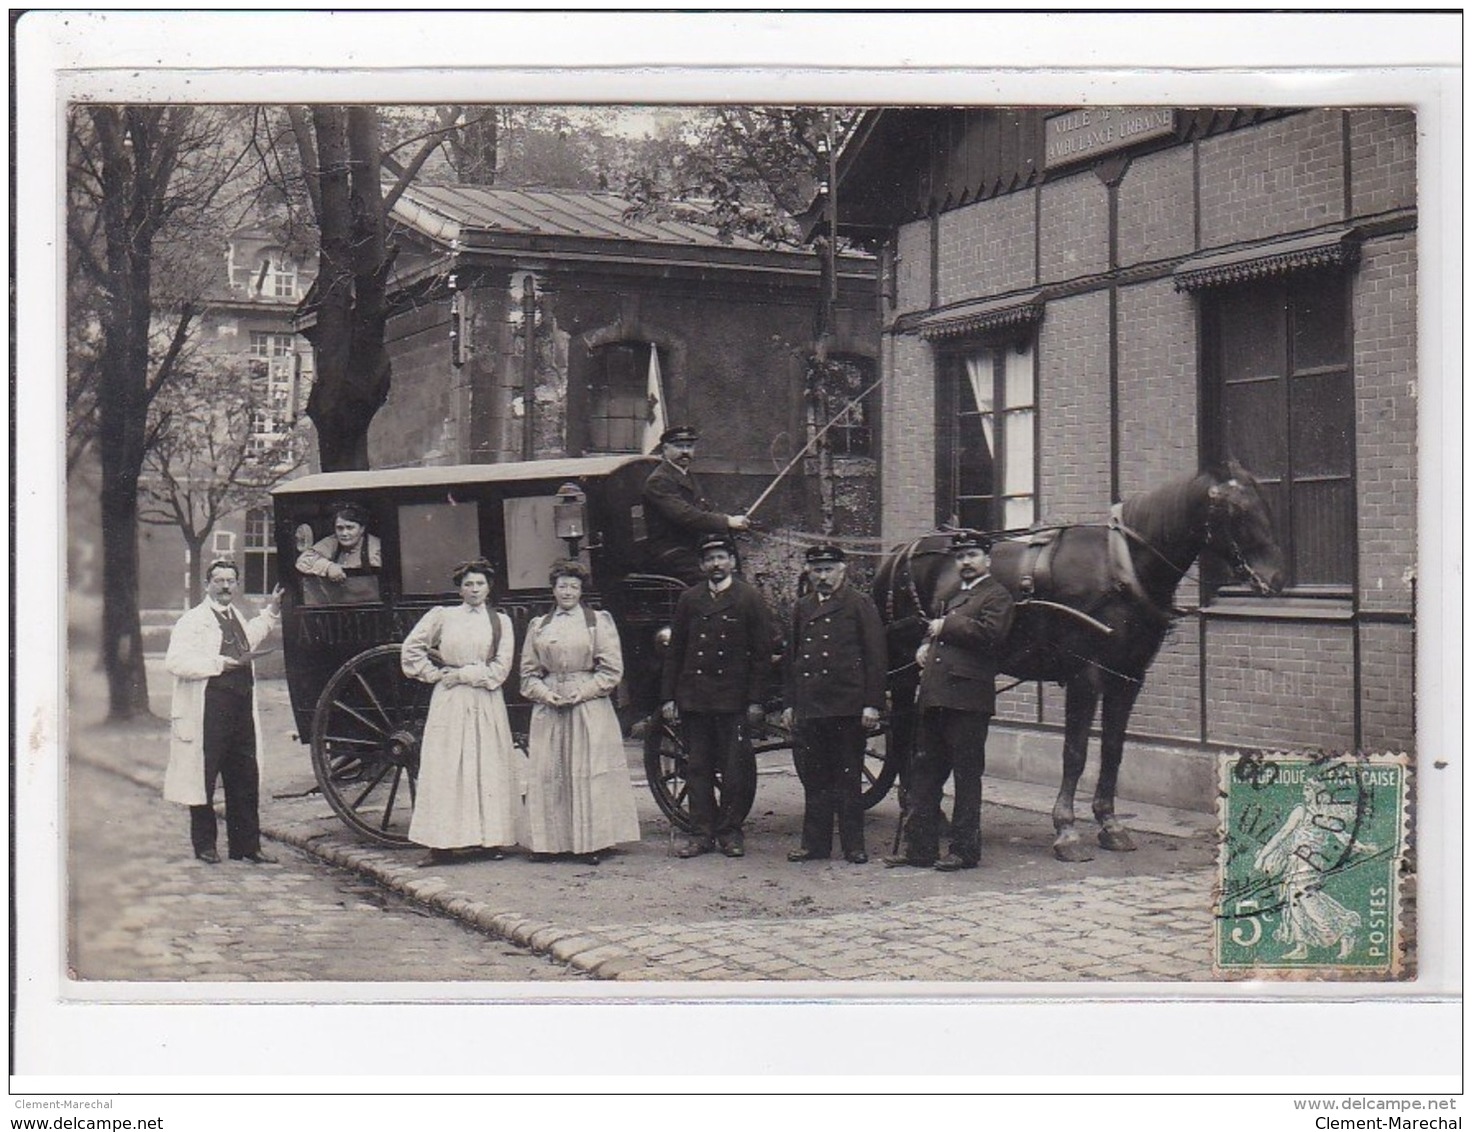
[888,506,1194,688]
[1012,519,1169,638]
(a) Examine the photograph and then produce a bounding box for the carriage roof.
[272,454,653,498]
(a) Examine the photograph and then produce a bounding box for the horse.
[873,461,1285,862]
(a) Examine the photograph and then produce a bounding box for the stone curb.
[71,742,654,982]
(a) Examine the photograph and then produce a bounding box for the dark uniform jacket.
[784,584,887,720]
[917,575,1015,715]
[643,460,733,562]
[662,578,774,713]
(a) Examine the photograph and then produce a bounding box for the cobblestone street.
[68,756,584,983]
[66,656,1229,986]
[582,872,1214,981]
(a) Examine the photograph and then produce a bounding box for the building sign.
[1044,107,1176,170]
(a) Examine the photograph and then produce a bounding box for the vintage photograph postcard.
[15,9,1460,1091]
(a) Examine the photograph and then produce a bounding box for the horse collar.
[1108,505,1152,603]
[1109,504,1183,627]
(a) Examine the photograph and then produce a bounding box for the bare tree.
[283,104,480,471]
[140,360,306,606]
[67,104,243,718]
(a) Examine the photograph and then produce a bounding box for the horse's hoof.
[1098,826,1137,852]
[1053,833,1095,863]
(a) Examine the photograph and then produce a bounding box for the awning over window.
[908,290,1045,341]
[1173,227,1361,292]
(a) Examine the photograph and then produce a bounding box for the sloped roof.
[273,454,652,497]
[396,184,781,252]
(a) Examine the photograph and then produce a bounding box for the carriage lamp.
[553,482,588,555]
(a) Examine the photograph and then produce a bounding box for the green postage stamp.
[1216,751,1411,978]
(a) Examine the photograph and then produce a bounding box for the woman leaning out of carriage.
[519,560,641,864]
[400,558,521,867]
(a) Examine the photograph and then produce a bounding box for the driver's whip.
[744,371,885,521]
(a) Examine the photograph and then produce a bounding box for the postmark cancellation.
[1215,751,1411,979]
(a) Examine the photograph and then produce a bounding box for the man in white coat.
[164,560,282,864]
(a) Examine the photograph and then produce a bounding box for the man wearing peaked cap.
[642,425,752,584]
[886,528,1014,872]
[661,532,774,859]
[659,425,700,445]
[947,531,987,552]
[781,543,887,865]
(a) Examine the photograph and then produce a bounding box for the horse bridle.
[1202,480,1273,593]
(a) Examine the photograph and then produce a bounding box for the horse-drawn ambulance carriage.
[273,451,1283,860]
[271,455,897,845]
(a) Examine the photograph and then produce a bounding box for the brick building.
[834,107,1417,809]
[117,228,314,612]
[371,185,878,547]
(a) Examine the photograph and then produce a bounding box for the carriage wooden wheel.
[309,643,434,846]
[859,729,899,807]
[641,715,759,835]
[642,713,898,834]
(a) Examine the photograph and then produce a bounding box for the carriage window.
[587,342,659,454]
[503,496,587,591]
[1205,273,1353,591]
[937,341,1036,531]
[398,502,482,594]
[294,505,384,606]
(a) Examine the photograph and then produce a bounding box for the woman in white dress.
[401,559,520,866]
[519,560,641,864]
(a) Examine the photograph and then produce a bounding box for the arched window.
[244,248,297,299]
[272,258,298,298]
[587,341,660,454]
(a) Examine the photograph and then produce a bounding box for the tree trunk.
[99,472,151,717]
[184,532,208,607]
[94,108,161,719]
[302,106,393,472]
[450,111,499,185]
[97,284,153,717]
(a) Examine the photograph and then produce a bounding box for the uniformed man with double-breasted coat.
[642,425,751,584]
[781,544,887,865]
[885,531,1014,872]
[661,534,774,858]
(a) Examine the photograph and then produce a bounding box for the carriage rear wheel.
[642,715,758,835]
[778,719,898,810]
[860,727,899,809]
[753,714,897,810]
[309,644,433,847]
